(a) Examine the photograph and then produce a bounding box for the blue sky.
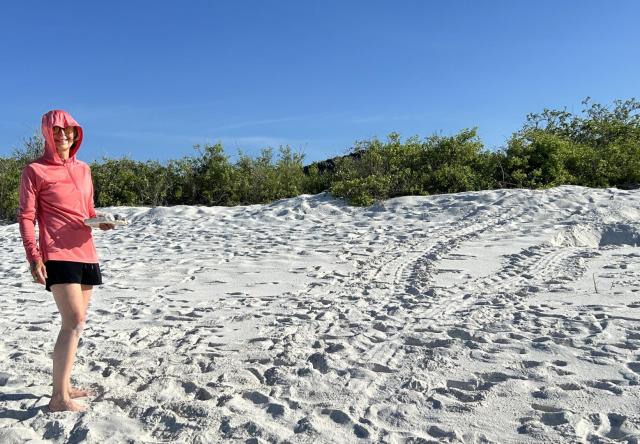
[1,1,638,164]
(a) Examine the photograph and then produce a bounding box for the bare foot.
[69,387,94,399]
[48,395,87,412]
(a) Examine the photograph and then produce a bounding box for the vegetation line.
[1,98,638,222]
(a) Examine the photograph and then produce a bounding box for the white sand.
[1,185,639,443]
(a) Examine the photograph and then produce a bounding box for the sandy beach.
[1,185,639,443]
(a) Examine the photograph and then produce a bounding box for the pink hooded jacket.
[18,110,99,264]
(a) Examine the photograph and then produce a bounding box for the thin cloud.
[93,129,211,144]
[225,136,286,145]
[98,130,298,149]
[350,113,435,124]
[73,101,225,119]
[207,111,353,132]
[199,135,313,151]
[208,117,305,132]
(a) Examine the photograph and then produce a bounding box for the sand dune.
[1,185,639,443]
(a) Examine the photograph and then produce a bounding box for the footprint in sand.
[586,380,624,395]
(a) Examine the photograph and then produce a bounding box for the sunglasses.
[53,126,77,137]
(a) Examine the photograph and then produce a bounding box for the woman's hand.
[30,259,47,285]
[99,223,116,230]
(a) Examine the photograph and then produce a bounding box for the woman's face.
[53,126,76,153]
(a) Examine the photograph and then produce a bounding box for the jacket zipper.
[63,159,79,191]
[63,159,85,211]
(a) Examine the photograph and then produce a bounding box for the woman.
[18,109,115,412]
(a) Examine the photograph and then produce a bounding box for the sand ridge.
[0,186,639,443]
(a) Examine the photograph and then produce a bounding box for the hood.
[41,109,84,164]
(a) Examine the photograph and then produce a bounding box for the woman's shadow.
[0,392,48,421]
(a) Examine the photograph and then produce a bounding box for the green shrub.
[504,131,579,188]
[194,143,234,205]
[0,135,44,222]
[421,128,491,194]
[331,174,392,206]
[0,156,21,222]
[331,129,494,204]
[302,163,333,194]
[275,146,306,198]
[91,157,164,206]
[509,97,640,189]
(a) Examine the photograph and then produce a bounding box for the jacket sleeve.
[87,166,97,218]
[18,166,41,263]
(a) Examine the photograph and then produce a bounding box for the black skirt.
[44,260,103,292]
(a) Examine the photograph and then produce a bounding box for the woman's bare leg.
[67,285,94,399]
[49,283,88,412]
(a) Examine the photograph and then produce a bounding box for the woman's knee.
[61,312,87,333]
[52,283,88,333]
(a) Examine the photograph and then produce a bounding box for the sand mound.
[551,223,640,248]
[1,185,639,443]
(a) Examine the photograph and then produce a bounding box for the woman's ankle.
[51,390,71,400]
